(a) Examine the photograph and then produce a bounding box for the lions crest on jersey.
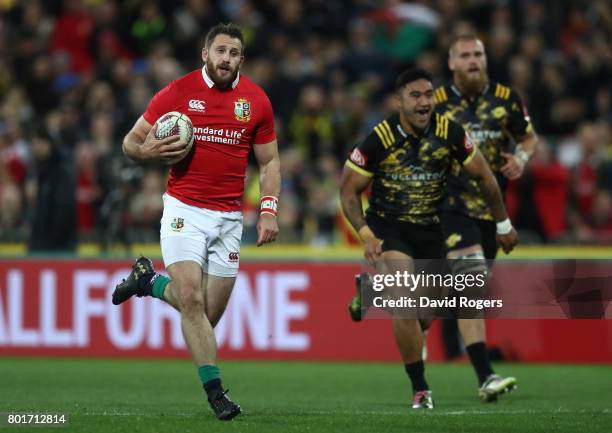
[234,98,251,122]
[170,217,184,232]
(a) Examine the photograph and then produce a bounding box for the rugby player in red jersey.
[111,23,280,421]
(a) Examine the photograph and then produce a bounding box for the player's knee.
[449,251,488,275]
[448,252,488,318]
[449,252,488,296]
[175,280,204,313]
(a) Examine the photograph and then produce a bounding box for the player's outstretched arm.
[253,140,280,247]
[340,164,381,265]
[463,149,518,253]
[122,116,184,162]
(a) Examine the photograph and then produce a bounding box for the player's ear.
[202,47,208,63]
[239,44,245,66]
[448,56,455,72]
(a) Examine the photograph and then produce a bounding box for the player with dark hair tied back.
[340,67,518,409]
[435,33,539,402]
[111,23,281,420]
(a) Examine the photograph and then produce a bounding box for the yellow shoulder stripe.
[434,87,448,103]
[382,120,395,145]
[434,113,449,139]
[495,84,510,100]
[374,122,393,148]
[345,160,374,178]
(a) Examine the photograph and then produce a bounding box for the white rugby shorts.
[160,193,243,277]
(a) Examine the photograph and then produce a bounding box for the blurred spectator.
[276,148,306,242]
[366,1,439,63]
[130,2,168,55]
[91,1,133,77]
[27,128,76,252]
[509,139,570,242]
[75,141,100,237]
[50,0,95,74]
[0,169,23,239]
[288,84,334,160]
[597,124,612,193]
[171,0,227,64]
[572,124,601,219]
[127,169,164,242]
[589,190,612,237]
[25,56,59,116]
[305,154,340,245]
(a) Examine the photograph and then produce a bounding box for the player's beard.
[206,58,239,89]
[457,68,488,94]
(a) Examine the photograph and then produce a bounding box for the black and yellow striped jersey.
[346,112,475,225]
[434,81,533,220]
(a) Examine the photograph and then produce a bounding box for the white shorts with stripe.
[159,193,243,277]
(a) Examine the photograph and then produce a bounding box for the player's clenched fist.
[256,213,279,246]
[496,228,518,254]
[363,236,383,266]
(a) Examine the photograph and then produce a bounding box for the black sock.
[137,273,155,296]
[466,342,495,385]
[203,378,223,399]
[404,361,429,393]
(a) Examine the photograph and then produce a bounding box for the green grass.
[0,358,610,433]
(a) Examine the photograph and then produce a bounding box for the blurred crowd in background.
[0,0,610,252]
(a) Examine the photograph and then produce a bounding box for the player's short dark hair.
[204,23,244,52]
[395,68,433,91]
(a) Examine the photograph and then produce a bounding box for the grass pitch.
[0,358,610,433]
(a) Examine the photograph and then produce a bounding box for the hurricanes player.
[111,23,280,420]
[435,34,538,402]
[340,68,517,409]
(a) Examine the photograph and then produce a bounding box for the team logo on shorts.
[446,233,462,248]
[170,217,184,232]
[234,98,251,122]
[228,252,239,262]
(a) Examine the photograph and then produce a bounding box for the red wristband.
[260,196,278,216]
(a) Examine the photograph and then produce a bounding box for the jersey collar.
[396,123,408,138]
[202,66,240,89]
[450,82,489,98]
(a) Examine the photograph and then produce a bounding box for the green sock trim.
[198,365,220,385]
[152,275,170,300]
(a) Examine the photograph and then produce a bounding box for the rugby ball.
[154,111,195,164]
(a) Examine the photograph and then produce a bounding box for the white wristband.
[260,196,278,216]
[515,149,529,166]
[496,218,513,235]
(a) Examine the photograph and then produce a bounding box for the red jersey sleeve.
[253,93,276,145]
[143,81,176,124]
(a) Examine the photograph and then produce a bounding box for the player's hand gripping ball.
[155,111,195,164]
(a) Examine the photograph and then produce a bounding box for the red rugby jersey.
[143,67,276,211]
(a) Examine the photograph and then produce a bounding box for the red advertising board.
[0,259,610,363]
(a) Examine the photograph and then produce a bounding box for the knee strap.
[449,251,488,276]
